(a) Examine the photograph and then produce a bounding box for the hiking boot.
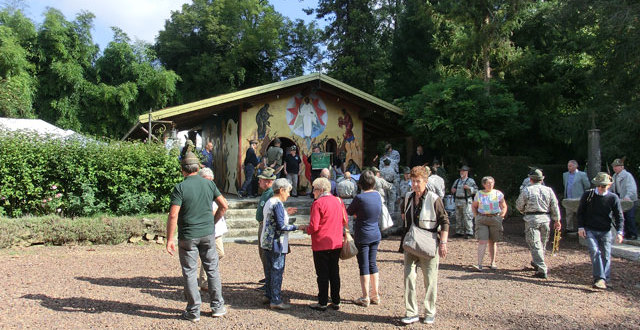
[530,261,539,271]
[534,272,547,279]
[593,279,607,290]
[329,303,340,310]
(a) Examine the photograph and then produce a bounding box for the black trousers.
[312,248,341,305]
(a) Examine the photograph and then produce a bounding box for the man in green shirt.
[166,152,229,322]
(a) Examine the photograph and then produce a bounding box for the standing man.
[563,160,590,232]
[410,145,428,168]
[516,169,561,279]
[577,172,624,289]
[166,152,229,322]
[336,171,358,201]
[202,142,214,169]
[283,146,301,197]
[610,158,638,240]
[377,143,401,170]
[428,166,445,198]
[432,160,448,189]
[256,167,277,287]
[266,138,284,175]
[239,140,259,198]
[451,165,478,239]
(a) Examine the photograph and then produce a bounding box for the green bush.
[0,131,182,217]
[0,214,167,248]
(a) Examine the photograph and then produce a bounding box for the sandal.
[370,295,381,305]
[354,297,370,307]
[490,263,498,270]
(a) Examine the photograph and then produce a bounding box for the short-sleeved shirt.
[347,191,382,245]
[170,175,222,240]
[266,146,283,166]
[284,153,301,173]
[474,189,504,215]
[256,187,274,222]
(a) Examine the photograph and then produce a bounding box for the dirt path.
[1,226,639,329]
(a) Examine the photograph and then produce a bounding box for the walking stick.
[551,229,561,256]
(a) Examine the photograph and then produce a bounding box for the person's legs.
[455,204,465,235]
[240,164,254,195]
[267,250,286,305]
[356,243,371,299]
[623,206,638,239]
[178,238,201,317]
[477,241,487,267]
[585,230,605,281]
[291,174,299,197]
[258,221,266,282]
[421,254,439,318]
[403,252,419,317]
[199,234,224,311]
[525,222,547,275]
[488,240,497,266]
[368,242,379,299]
[215,236,225,260]
[463,203,474,236]
[600,230,613,282]
[327,248,341,305]
[263,249,273,301]
[313,250,330,306]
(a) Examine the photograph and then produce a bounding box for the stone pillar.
[587,129,601,181]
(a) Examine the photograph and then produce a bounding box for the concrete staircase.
[223,195,313,242]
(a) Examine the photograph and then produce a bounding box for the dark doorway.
[325,139,337,155]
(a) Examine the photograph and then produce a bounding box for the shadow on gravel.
[22,294,180,319]
[76,276,185,302]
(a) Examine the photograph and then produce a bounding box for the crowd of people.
[167,141,637,324]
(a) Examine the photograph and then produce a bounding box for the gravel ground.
[1,221,639,329]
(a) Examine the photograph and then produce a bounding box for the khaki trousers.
[404,252,439,318]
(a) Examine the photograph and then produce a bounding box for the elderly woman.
[260,178,299,310]
[400,166,449,325]
[471,176,507,271]
[299,177,348,311]
[346,170,382,307]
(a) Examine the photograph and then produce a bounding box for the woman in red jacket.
[299,177,348,311]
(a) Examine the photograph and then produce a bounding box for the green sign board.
[311,152,332,170]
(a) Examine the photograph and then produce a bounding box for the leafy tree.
[155,0,322,103]
[314,0,389,95]
[0,6,37,117]
[401,76,524,158]
[34,8,99,131]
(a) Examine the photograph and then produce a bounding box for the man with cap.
[451,165,478,238]
[239,140,260,198]
[610,158,638,240]
[577,172,624,289]
[256,167,298,287]
[377,143,401,171]
[563,160,590,232]
[283,146,301,197]
[166,152,229,322]
[516,169,561,279]
[520,166,544,192]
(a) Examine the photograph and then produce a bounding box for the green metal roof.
[139,73,403,124]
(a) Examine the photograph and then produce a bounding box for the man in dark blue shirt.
[239,140,259,197]
[201,142,214,169]
[577,172,624,290]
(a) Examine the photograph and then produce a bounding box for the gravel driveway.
[2,222,639,329]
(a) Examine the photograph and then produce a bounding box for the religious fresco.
[201,115,239,194]
[238,90,363,193]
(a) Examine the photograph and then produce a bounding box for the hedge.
[0,131,182,217]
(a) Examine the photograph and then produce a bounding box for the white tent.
[0,118,86,141]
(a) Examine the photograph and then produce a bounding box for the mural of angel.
[338,108,355,143]
[286,94,328,150]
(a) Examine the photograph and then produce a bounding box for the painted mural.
[201,116,239,194]
[239,90,363,194]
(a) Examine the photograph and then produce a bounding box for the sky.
[23,0,324,51]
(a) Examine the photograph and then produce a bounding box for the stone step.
[622,238,640,247]
[225,208,310,218]
[224,215,310,238]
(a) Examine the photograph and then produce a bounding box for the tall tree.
[0,6,37,117]
[314,0,389,95]
[155,0,322,103]
[34,8,99,130]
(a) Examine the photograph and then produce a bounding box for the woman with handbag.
[346,170,383,307]
[400,166,449,325]
[471,176,507,271]
[299,177,348,311]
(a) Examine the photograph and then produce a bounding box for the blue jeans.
[356,241,379,276]
[585,229,613,282]
[264,249,286,304]
[623,205,637,238]
[178,234,224,317]
[240,164,255,195]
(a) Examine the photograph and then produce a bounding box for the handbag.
[340,229,358,260]
[379,198,394,231]
[402,223,438,258]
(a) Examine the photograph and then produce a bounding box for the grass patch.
[0,214,167,248]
